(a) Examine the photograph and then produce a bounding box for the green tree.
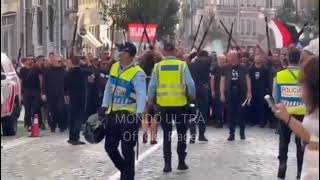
[101,0,180,41]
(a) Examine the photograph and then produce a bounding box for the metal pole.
[227,23,234,52]
[197,17,213,53]
[264,17,272,56]
[190,15,203,51]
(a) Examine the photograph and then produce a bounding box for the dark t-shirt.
[19,67,42,92]
[248,65,269,97]
[211,65,222,94]
[230,65,241,97]
[222,64,248,99]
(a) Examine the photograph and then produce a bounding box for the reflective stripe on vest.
[107,62,142,114]
[156,59,187,107]
[276,69,306,115]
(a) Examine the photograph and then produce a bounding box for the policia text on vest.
[102,62,147,180]
[274,67,306,179]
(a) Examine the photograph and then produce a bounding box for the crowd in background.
[14,43,318,133]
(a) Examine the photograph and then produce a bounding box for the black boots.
[277,161,287,179]
[163,158,172,173]
[177,161,189,171]
[227,134,235,141]
[198,134,208,142]
[163,159,189,173]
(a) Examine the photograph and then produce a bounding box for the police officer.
[220,50,252,141]
[189,50,211,143]
[100,42,146,180]
[273,48,305,179]
[148,43,196,173]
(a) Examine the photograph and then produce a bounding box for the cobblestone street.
[2,125,299,180]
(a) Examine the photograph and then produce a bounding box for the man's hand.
[211,91,215,98]
[41,94,47,102]
[98,107,107,117]
[64,96,70,104]
[274,104,290,123]
[220,94,226,103]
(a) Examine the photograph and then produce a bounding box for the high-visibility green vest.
[107,62,143,114]
[156,59,187,107]
[275,68,306,115]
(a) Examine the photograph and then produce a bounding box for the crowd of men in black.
[15,45,311,143]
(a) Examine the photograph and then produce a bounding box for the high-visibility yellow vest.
[107,62,143,114]
[156,59,187,107]
[276,68,306,115]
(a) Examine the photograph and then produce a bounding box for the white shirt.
[301,108,319,180]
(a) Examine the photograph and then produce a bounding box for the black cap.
[119,42,137,57]
[163,43,176,51]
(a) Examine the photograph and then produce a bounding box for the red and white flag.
[268,18,299,48]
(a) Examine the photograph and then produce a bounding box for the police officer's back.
[273,48,306,179]
[148,43,196,173]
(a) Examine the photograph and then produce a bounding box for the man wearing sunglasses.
[19,55,45,131]
[44,55,67,132]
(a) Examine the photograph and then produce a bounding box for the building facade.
[78,0,122,55]
[1,0,78,59]
[212,0,283,47]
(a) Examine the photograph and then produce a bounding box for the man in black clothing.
[248,54,270,127]
[64,57,87,145]
[189,50,211,143]
[44,55,66,132]
[220,50,252,141]
[19,55,45,131]
[210,55,227,128]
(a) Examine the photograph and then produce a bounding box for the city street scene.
[1,0,319,180]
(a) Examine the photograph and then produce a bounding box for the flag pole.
[265,17,272,56]
[197,17,213,53]
[191,15,203,51]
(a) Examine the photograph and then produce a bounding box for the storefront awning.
[77,13,103,48]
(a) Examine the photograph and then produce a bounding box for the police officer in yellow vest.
[273,49,306,180]
[148,43,196,173]
[99,42,147,180]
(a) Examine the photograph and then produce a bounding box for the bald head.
[227,50,240,65]
[217,55,227,67]
[52,54,63,67]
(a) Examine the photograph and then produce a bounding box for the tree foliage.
[101,0,180,40]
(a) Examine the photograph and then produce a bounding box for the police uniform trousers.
[104,111,139,180]
[190,84,209,137]
[278,115,305,177]
[160,106,189,164]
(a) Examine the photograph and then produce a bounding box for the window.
[48,5,54,42]
[37,8,43,45]
[247,19,251,35]
[252,20,256,35]
[252,0,256,7]
[247,0,250,7]
[1,14,17,59]
[241,0,244,6]
[241,19,244,35]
